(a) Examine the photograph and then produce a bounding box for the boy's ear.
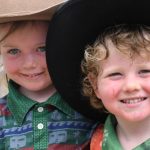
[88,73,98,92]
[88,73,101,99]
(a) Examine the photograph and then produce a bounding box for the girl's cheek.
[3,60,18,73]
[38,54,47,66]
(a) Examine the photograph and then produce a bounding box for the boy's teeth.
[121,98,145,104]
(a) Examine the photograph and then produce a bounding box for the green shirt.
[102,114,150,150]
[0,81,97,150]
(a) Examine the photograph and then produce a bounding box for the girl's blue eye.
[38,46,46,52]
[8,48,20,55]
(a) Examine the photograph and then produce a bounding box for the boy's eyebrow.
[102,66,123,72]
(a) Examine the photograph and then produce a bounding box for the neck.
[116,117,150,150]
[19,85,56,103]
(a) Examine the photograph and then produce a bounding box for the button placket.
[37,106,44,130]
[33,105,48,149]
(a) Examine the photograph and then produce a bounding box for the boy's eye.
[8,48,20,55]
[108,72,122,76]
[139,69,150,77]
[107,72,122,80]
[139,69,150,73]
[37,46,46,52]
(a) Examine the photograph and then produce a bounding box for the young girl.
[82,24,150,150]
[0,1,96,149]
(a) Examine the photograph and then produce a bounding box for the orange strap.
[90,124,104,150]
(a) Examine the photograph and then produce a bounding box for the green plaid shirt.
[0,82,97,150]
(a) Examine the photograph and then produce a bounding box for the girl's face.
[93,41,150,123]
[1,22,54,93]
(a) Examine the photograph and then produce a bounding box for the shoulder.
[90,124,104,150]
[0,95,7,105]
[0,95,10,116]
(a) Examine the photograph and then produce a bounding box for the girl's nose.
[22,53,37,68]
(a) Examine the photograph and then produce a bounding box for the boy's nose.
[123,77,141,93]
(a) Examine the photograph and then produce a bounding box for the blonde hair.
[81,24,150,110]
[0,56,8,98]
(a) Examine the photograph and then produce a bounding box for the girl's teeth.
[28,73,40,77]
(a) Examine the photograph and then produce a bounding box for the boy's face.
[93,40,150,123]
[1,22,54,94]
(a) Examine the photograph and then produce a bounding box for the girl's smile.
[0,22,56,101]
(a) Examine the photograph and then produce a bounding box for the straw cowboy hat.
[46,0,150,120]
[0,0,67,23]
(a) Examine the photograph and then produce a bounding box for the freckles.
[40,57,47,66]
[36,53,46,62]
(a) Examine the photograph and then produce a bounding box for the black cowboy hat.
[46,0,150,120]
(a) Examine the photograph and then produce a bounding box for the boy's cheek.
[96,83,119,101]
[143,83,150,94]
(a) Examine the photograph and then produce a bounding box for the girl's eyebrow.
[1,44,16,48]
[36,43,46,46]
[1,41,14,47]
[1,42,46,48]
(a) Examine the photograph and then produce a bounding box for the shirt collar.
[103,114,150,150]
[46,92,75,117]
[102,114,123,150]
[7,81,75,125]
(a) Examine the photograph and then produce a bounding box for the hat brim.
[46,0,150,120]
[0,0,66,23]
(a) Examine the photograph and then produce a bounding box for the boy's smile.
[120,96,146,104]
[94,40,150,123]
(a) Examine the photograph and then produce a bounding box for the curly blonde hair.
[81,24,150,110]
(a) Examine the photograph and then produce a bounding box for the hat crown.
[46,0,150,120]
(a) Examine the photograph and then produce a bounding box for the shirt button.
[37,107,44,112]
[37,123,44,129]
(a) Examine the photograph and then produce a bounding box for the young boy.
[82,24,150,150]
[0,0,97,149]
